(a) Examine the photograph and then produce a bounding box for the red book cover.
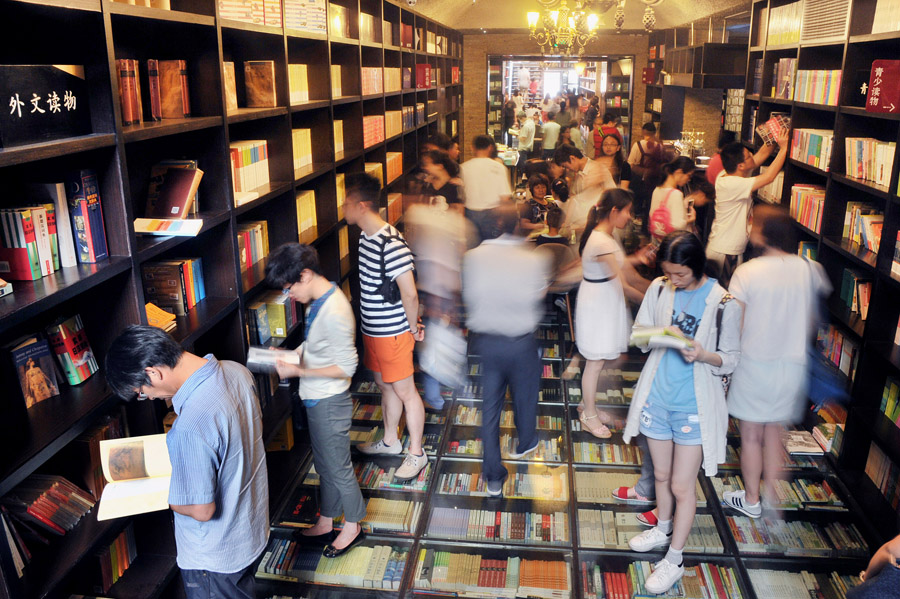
[130,59,143,124]
[242,231,252,271]
[416,64,431,89]
[179,261,195,309]
[147,59,162,121]
[46,314,98,385]
[542,513,550,541]
[116,59,136,125]
[866,60,900,114]
[708,564,728,598]
[180,59,191,117]
[25,505,65,535]
[147,167,202,219]
[494,510,501,539]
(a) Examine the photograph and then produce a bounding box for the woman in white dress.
[575,189,646,438]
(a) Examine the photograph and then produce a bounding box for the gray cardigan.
[295,290,358,401]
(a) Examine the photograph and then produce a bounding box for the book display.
[0,1,461,598]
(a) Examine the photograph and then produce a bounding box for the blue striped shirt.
[167,355,269,572]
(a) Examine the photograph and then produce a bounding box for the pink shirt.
[706,153,724,184]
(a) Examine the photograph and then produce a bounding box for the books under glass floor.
[256,310,874,599]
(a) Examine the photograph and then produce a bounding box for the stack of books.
[728,516,868,557]
[844,137,896,187]
[385,110,402,138]
[839,267,872,320]
[793,70,842,105]
[767,2,802,44]
[292,128,313,174]
[335,173,346,219]
[362,115,385,148]
[141,258,206,317]
[94,524,138,593]
[361,67,383,95]
[573,442,642,465]
[333,120,344,157]
[414,552,571,598]
[295,189,317,244]
[428,507,569,545]
[219,0,282,26]
[582,560,743,599]
[789,184,825,232]
[362,497,421,534]
[437,469,568,500]
[385,151,402,183]
[756,167,784,203]
[385,68,402,92]
[866,441,900,509]
[818,324,859,381]
[748,569,860,599]
[579,510,722,553]
[236,220,269,273]
[790,129,834,170]
[304,461,431,492]
[387,193,402,225]
[246,290,297,343]
[771,58,797,99]
[843,202,883,253]
[257,539,408,588]
[229,140,270,206]
[288,64,309,103]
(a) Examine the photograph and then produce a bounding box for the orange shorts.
[363,333,415,384]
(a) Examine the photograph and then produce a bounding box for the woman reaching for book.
[574,189,646,438]
[623,231,742,594]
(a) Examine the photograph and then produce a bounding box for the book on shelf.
[839,267,872,320]
[798,241,817,260]
[0,278,10,297]
[817,325,858,382]
[1,475,95,536]
[304,459,431,492]
[218,0,283,26]
[865,60,900,114]
[756,167,784,203]
[771,58,797,99]
[22,183,78,269]
[134,218,203,237]
[257,538,408,589]
[789,184,825,232]
[437,468,568,500]
[713,473,845,511]
[145,166,203,220]
[428,506,569,545]
[813,422,844,455]
[362,115,385,148]
[767,1,801,45]
[881,376,900,426]
[145,58,162,122]
[158,59,190,118]
[865,441,900,509]
[330,64,342,97]
[361,67,383,96]
[333,120,344,159]
[9,335,61,408]
[756,113,790,146]
[65,169,109,264]
[748,569,860,599]
[244,61,276,108]
[116,59,142,126]
[843,201,883,253]
[630,326,693,350]
[728,515,868,558]
[415,552,571,598]
[790,129,834,171]
[237,220,269,272]
[223,62,237,113]
[579,509,722,553]
[794,70,842,106]
[893,232,900,277]
[0,208,51,281]
[96,434,170,521]
[295,189,317,244]
[46,314,98,385]
[145,302,176,332]
[581,560,742,599]
[750,58,763,95]
[576,471,705,506]
[292,128,312,174]
[248,289,296,339]
[844,137,896,187]
[246,346,300,373]
[283,0,327,33]
[141,258,205,317]
[93,523,137,593]
[230,139,270,206]
[288,64,308,105]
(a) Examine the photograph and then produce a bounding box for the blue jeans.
[181,563,255,599]
[422,373,445,409]
[473,332,539,484]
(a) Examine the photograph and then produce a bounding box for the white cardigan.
[295,290,359,401]
[623,276,743,476]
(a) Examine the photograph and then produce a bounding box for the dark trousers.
[634,433,656,500]
[465,208,498,245]
[473,332,539,483]
[181,563,255,599]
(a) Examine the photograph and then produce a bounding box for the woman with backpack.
[623,231,742,594]
[648,157,696,242]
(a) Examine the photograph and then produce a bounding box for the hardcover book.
[223,61,238,112]
[145,167,203,219]
[244,60,276,108]
[10,336,60,408]
[45,314,98,385]
[158,59,190,118]
[65,169,109,263]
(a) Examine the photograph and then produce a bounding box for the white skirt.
[727,355,807,424]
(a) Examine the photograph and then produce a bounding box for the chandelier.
[613,0,664,34]
[527,0,601,57]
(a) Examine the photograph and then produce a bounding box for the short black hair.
[546,204,564,229]
[425,133,452,151]
[105,325,184,399]
[642,122,657,134]
[527,174,550,197]
[553,144,583,166]
[345,172,381,210]
[422,149,460,177]
[523,158,551,181]
[658,231,707,280]
[265,243,322,288]
[472,134,496,151]
[602,112,616,124]
[551,177,570,202]
[717,129,737,150]
[720,142,748,174]
[757,204,797,254]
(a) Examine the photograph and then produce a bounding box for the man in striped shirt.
[344,172,428,481]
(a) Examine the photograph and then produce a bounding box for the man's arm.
[171,502,216,522]
[396,270,423,341]
[750,132,790,192]
[749,142,775,168]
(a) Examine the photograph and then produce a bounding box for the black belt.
[583,274,617,283]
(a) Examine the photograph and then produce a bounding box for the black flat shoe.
[322,528,366,558]
[292,529,337,545]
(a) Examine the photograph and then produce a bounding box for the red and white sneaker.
[611,486,654,505]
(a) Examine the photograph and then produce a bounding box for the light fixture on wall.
[612,0,663,33]
[527,0,602,57]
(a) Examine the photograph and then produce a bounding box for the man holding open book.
[105,326,269,599]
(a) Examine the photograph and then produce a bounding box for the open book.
[97,434,171,521]
[246,346,300,374]
[630,327,694,350]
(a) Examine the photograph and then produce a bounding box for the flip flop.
[579,412,612,439]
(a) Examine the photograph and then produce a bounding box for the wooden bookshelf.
[0,1,462,597]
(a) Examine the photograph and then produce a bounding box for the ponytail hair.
[579,188,634,255]
[662,156,696,177]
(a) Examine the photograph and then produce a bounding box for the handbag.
[803,258,851,410]
[648,188,677,241]
[419,318,467,388]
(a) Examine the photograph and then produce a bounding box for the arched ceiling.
[411,0,751,33]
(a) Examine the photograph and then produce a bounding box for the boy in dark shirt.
[535,205,568,247]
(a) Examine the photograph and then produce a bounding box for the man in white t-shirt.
[541,112,561,160]
[516,110,536,169]
[553,144,613,231]
[461,134,512,243]
[706,130,789,286]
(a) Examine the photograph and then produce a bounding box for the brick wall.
[683,88,724,158]
[462,32,649,159]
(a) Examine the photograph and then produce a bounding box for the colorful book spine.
[789,184,825,233]
[64,169,109,263]
[45,314,99,385]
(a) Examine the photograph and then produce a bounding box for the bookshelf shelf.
[14,0,101,12]
[261,387,292,447]
[787,158,829,176]
[791,218,820,238]
[168,296,239,348]
[0,256,131,328]
[219,18,283,36]
[290,99,332,112]
[232,182,293,217]
[0,133,117,168]
[850,30,900,44]
[240,256,269,298]
[760,96,793,106]
[226,107,288,124]
[105,553,178,599]
[121,116,223,143]
[104,2,214,26]
[821,236,878,269]
[792,101,839,112]
[333,95,362,105]
[134,210,231,260]
[831,173,892,199]
[294,163,332,186]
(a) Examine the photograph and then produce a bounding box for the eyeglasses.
[133,385,149,401]
[282,287,291,295]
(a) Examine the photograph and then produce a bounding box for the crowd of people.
[97,100,900,598]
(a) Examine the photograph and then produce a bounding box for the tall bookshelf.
[0,1,461,598]
[741,0,900,542]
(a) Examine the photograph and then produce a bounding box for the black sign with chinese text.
[0,65,91,148]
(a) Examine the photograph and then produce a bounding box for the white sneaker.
[486,479,503,497]
[628,526,671,552]
[394,451,428,480]
[644,558,685,594]
[508,441,539,459]
[722,490,762,518]
[357,438,402,455]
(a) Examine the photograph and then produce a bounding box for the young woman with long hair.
[595,134,632,190]
[648,156,696,241]
[623,231,742,594]
[574,189,646,438]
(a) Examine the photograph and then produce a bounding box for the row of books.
[436,470,568,500]
[451,405,565,430]
[428,507,569,545]
[256,539,408,588]
[414,552,571,598]
[296,189,318,245]
[94,524,137,593]
[303,460,431,493]
[728,516,868,558]
[219,0,284,27]
[880,377,900,428]
[575,472,705,506]
[756,167,783,203]
[793,70,842,106]
[579,510,723,553]
[864,441,900,510]
[839,267,872,321]
[844,137,896,187]
[247,290,298,344]
[10,314,99,409]
[766,1,801,45]
[871,0,900,34]
[711,474,845,511]
[750,58,763,96]
[237,221,270,273]
[385,152,402,184]
[141,258,206,317]
[362,115,385,148]
[771,57,796,100]
[0,475,94,538]
[572,442,642,465]
[292,128,312,174]
[818,325,859,382]
[844,201,883,253]
[790,128,833,171]
[789,183,824,233]
[116,58,189,124]
[566,387,633,405]
[230,140,270,206]
[582,560,743,599]
[748,569,860,599]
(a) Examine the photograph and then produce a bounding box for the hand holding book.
[630,326,694,350]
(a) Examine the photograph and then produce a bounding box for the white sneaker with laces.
[628,526,671,552]
[644,558,685,594]
[357,438,402,455]
[394,451,428,480]
[722,490,762,518]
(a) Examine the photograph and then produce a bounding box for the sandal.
[576,404,613,423]
[579,412,612,439]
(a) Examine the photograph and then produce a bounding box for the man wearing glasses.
[105,326,268,599]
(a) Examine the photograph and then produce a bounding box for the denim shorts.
[638,401,702,446]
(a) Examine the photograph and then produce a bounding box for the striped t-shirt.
[358,224,416,337]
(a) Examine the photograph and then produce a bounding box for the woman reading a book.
[574,189,646,438]
[623,231,742,594]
